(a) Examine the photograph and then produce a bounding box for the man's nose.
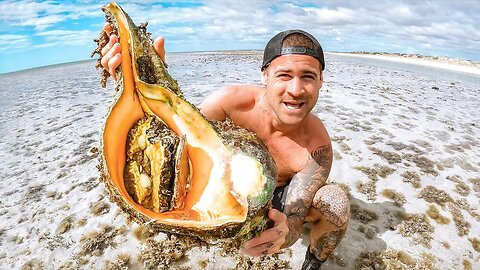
[286,77,303,96]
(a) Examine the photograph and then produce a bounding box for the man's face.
[262,54,323,127]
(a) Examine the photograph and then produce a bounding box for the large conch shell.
[92,1,277,244]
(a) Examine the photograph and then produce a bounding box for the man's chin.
[277,115,306,127]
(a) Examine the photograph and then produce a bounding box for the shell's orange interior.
[102,3,247,227]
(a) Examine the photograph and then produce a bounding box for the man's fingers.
[243,228,283,249]
[240,210,289,257]
[153,36,167,65]
[100,43,121,74]
[103,23,113,36]
[101,34,119,57]
[269,208,287,225]
[241,240,281,256]
[108,53,122,81]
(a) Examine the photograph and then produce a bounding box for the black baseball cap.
[261,29,325,71]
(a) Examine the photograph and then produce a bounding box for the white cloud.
[1,0,480,66]
[0,34,31,52]
[34,29,96,46]
[19,14,67,31]
[0,0,100,30]
[307,7,356,25]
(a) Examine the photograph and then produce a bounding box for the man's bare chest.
[230,112,311,184]
[267,139,308,180]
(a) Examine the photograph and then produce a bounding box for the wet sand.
[0,51,479,269]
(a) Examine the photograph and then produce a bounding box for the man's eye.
[278,74,290,78]
[303,75,315,80]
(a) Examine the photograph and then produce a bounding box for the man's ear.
[261,69,268,85]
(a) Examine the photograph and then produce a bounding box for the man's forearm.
[281,216,303,248]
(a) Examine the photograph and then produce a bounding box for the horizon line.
[2,49,478,75]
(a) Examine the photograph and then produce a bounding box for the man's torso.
[223,85,329,186]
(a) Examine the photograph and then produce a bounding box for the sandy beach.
[0,51,479,269]
[330,52,480,76]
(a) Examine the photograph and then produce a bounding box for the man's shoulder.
[222,84,264,95]
[305,113,331,146]
[220,84,264,108]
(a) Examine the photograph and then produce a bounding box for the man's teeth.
[285,102,302,109]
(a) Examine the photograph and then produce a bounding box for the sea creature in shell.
[91,1,277,245]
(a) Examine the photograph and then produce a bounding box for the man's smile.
[283,101,305,110]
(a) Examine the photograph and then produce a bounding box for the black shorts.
[271,180,290,212]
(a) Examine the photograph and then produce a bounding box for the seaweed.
[103,253,131,270]
[56,215,75,234]
[445,175,471,196]
[39,233,72,251]
[354,249,431,270]
[89,200,110,216]
[356,180,377,201]
[197,259,209,269]
[338,141,352,153]
[398,213,434,248]
[23,185,45,203]
[440,241,451,249]
[351,203,379,224]
[355,166,378,181]
[401,171,421,188]
[381,189,406,207]
[455,198,480,222]
[132,225,157,242]
[77,218,87,227]
[454,181,471,196]
[363,135,384,146]
[359,163,396,180]
[386,141,409,151]
[418,186,452,206]
[402,154,438,176]
[20,259,44,270]
[229,252,291,270]
[78,224,122,257]
[425,205,450,225]
[358,225,376,239]
[468,177,480,193]
[368,147,402,164]
[137,234,204,270]
[468,237,480,252]
[331,135,347,142]
[448,205,470,237]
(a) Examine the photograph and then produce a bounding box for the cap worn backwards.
[261,29,325,71]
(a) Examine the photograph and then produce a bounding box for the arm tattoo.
[314,227,347,261]
[281,143,332,248]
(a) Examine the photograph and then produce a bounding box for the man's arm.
[198,88,230,121]
[282,142,333,248]
[199,85,256,121]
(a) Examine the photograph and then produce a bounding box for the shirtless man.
[101,27,350,269]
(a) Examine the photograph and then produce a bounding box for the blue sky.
[1,0,479,74]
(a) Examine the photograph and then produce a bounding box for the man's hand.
[240,209,289,256]
[100,23,167,80]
